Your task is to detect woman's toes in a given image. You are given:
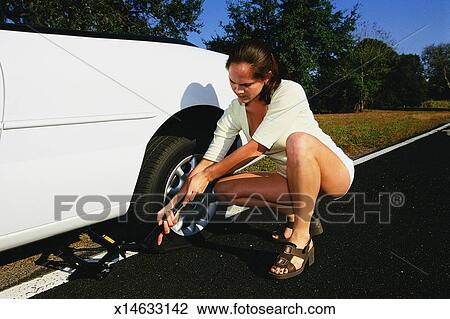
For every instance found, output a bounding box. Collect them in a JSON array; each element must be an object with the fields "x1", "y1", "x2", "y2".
[{"x1": 284, "y1": 228, "x2": 293, "y2": 238}]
